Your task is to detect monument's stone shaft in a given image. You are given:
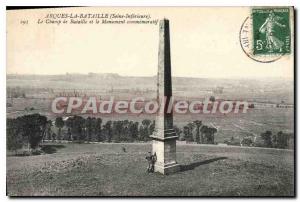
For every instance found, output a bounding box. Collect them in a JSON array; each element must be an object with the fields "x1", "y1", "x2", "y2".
[{"x1": 151, "y1": 19, "x2": 180, "y2": 175}]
